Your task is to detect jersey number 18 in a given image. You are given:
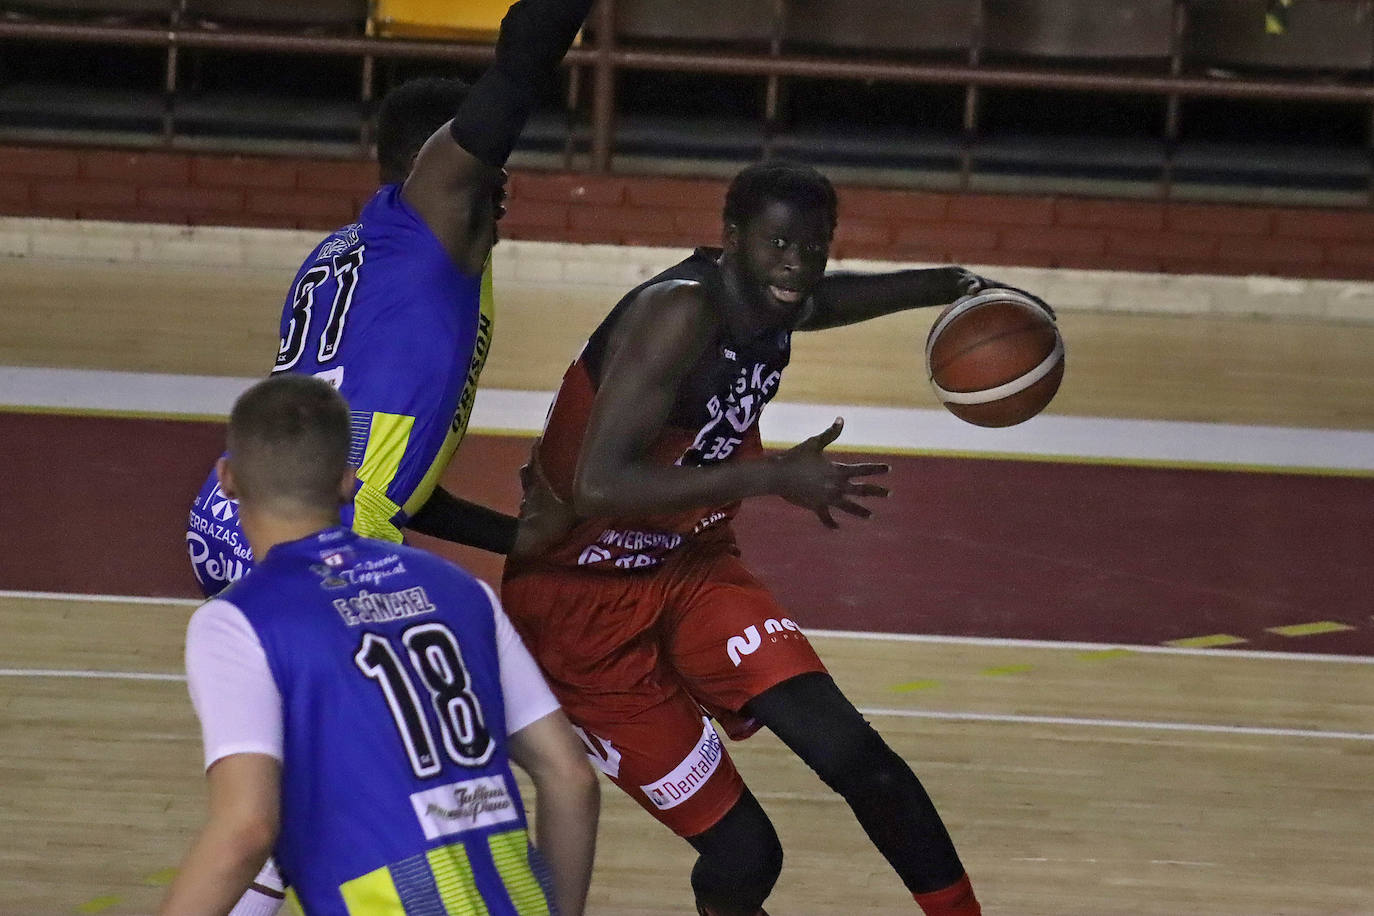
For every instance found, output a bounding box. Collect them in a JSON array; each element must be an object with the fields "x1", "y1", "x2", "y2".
[{"x1": 355, "y1": 621, "x2": 494, "y2": 779}]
